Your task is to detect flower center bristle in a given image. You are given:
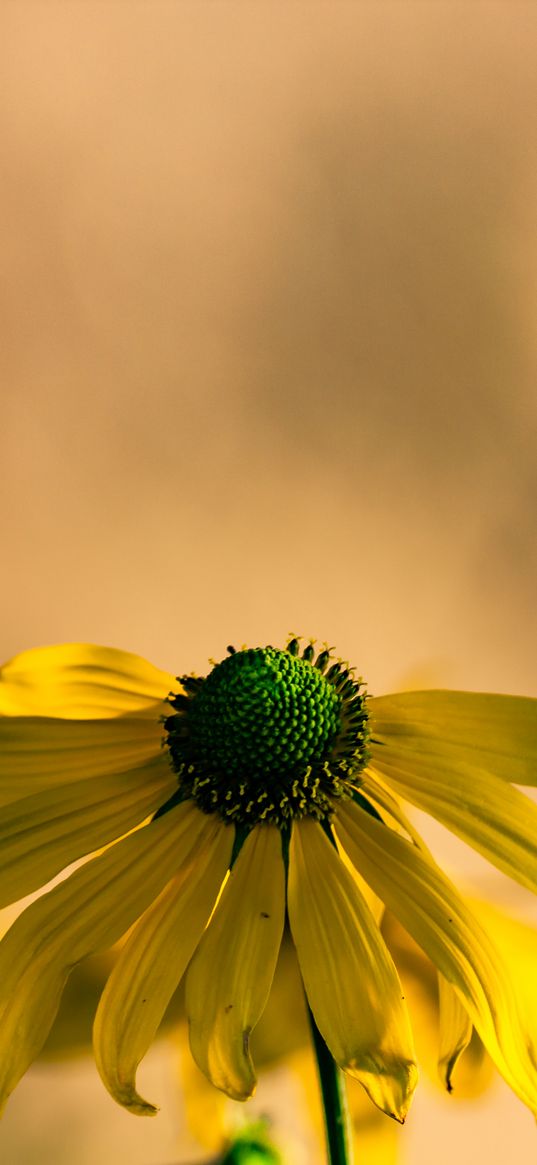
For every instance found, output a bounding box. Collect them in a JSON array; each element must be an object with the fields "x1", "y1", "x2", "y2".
[{"x1": 164, "y1": 638, "x2": 370, "y2": 826}]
